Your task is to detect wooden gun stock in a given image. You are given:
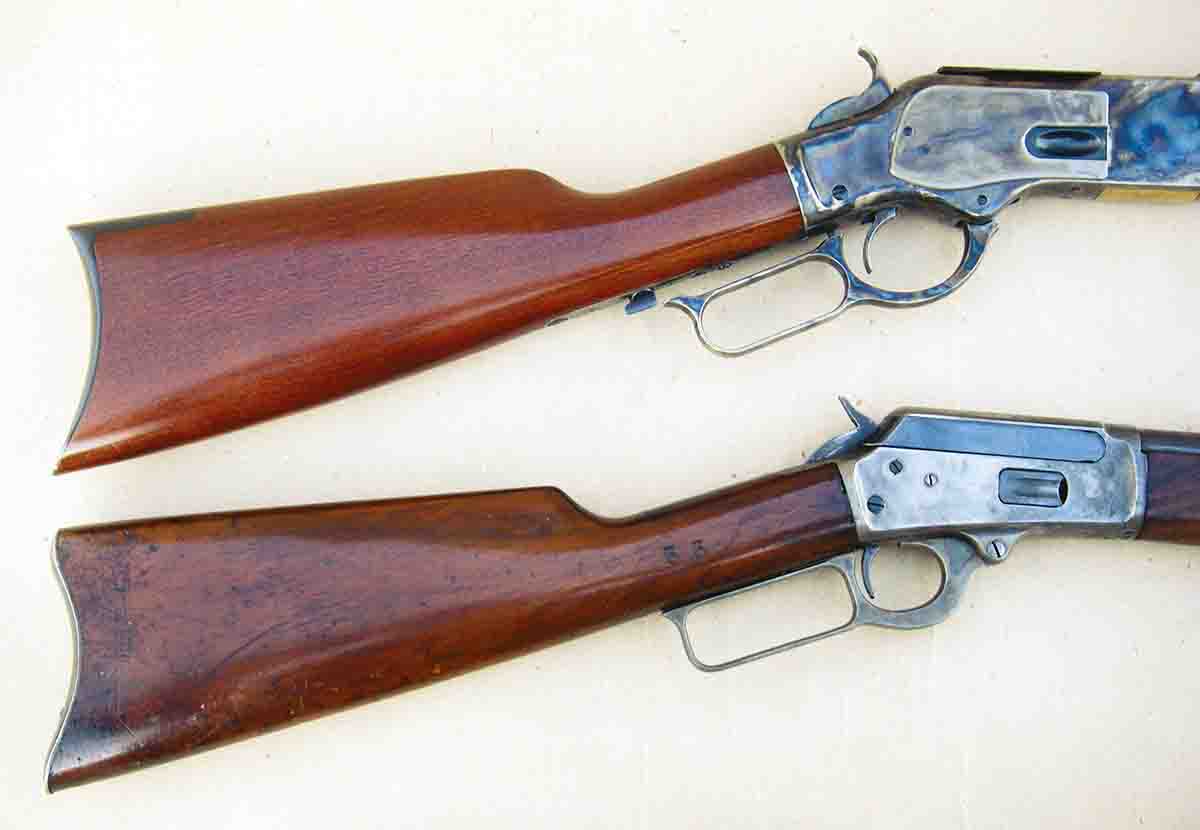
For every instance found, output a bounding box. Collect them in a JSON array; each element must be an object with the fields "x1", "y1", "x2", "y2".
[
  {"x1": 1141, "y1": 435, "x2": 1200, "y2": 543},
  {"x1": 47, "y1": 464, "x2": 855, "y2": 791},
  {"x1": 59, "y1": 146, "x2": 803, "y2": 473}
]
